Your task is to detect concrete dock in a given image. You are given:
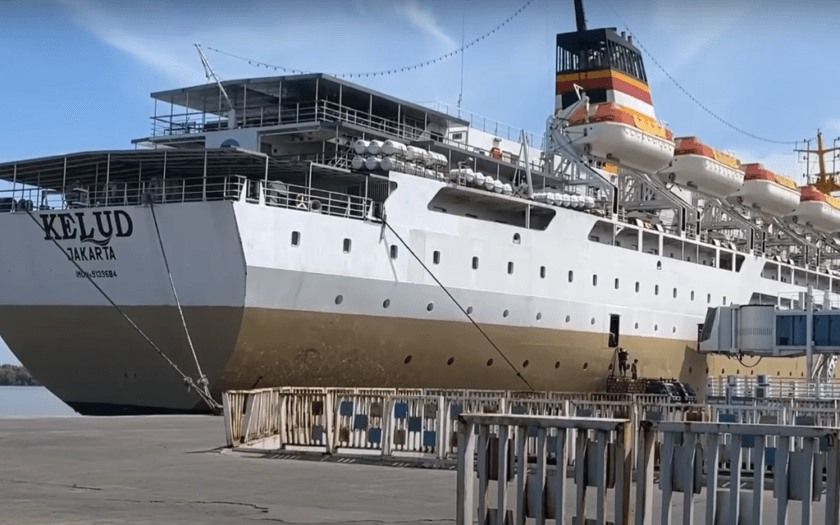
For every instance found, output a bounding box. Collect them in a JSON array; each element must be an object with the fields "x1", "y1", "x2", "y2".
[{"x1": 0, "y1": 416, "x2": 455, "y2": 524}]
